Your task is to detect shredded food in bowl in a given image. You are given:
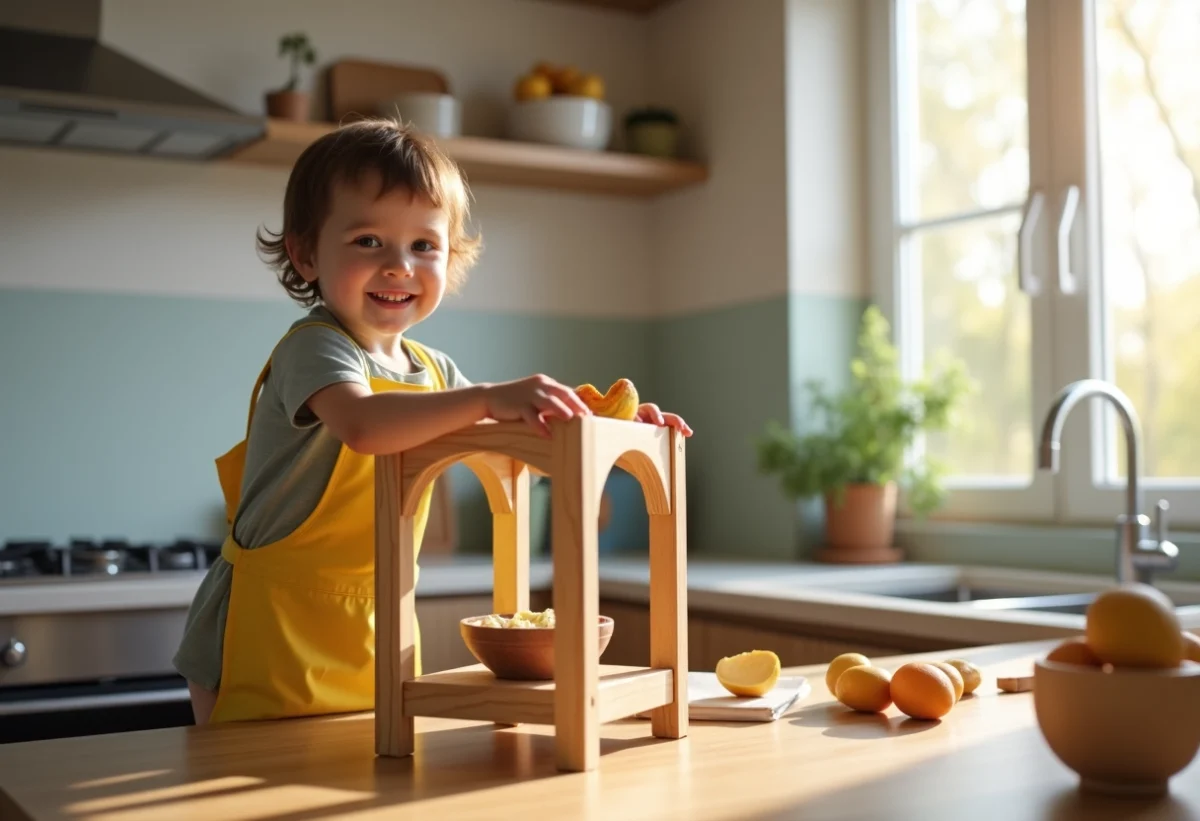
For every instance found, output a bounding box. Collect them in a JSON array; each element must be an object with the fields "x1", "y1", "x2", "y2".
[{"x1": 473, "y1": 608, "x2": 556, "y2": 629}]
